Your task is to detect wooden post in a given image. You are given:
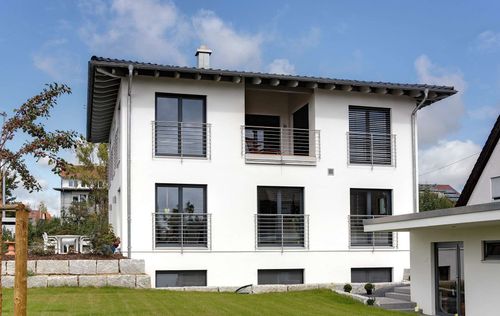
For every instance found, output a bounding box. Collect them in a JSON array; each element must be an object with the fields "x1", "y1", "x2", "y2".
[{"x1": 14, "y1": 204, "x2": 28, "y2": 316}]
